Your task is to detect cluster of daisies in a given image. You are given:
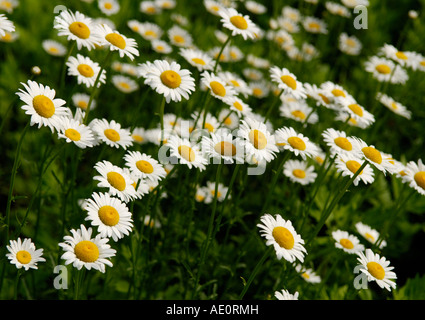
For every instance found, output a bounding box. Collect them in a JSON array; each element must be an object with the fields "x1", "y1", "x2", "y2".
[{"x1": 4, "y1": 0, "x2": 425, "y2": 301}]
